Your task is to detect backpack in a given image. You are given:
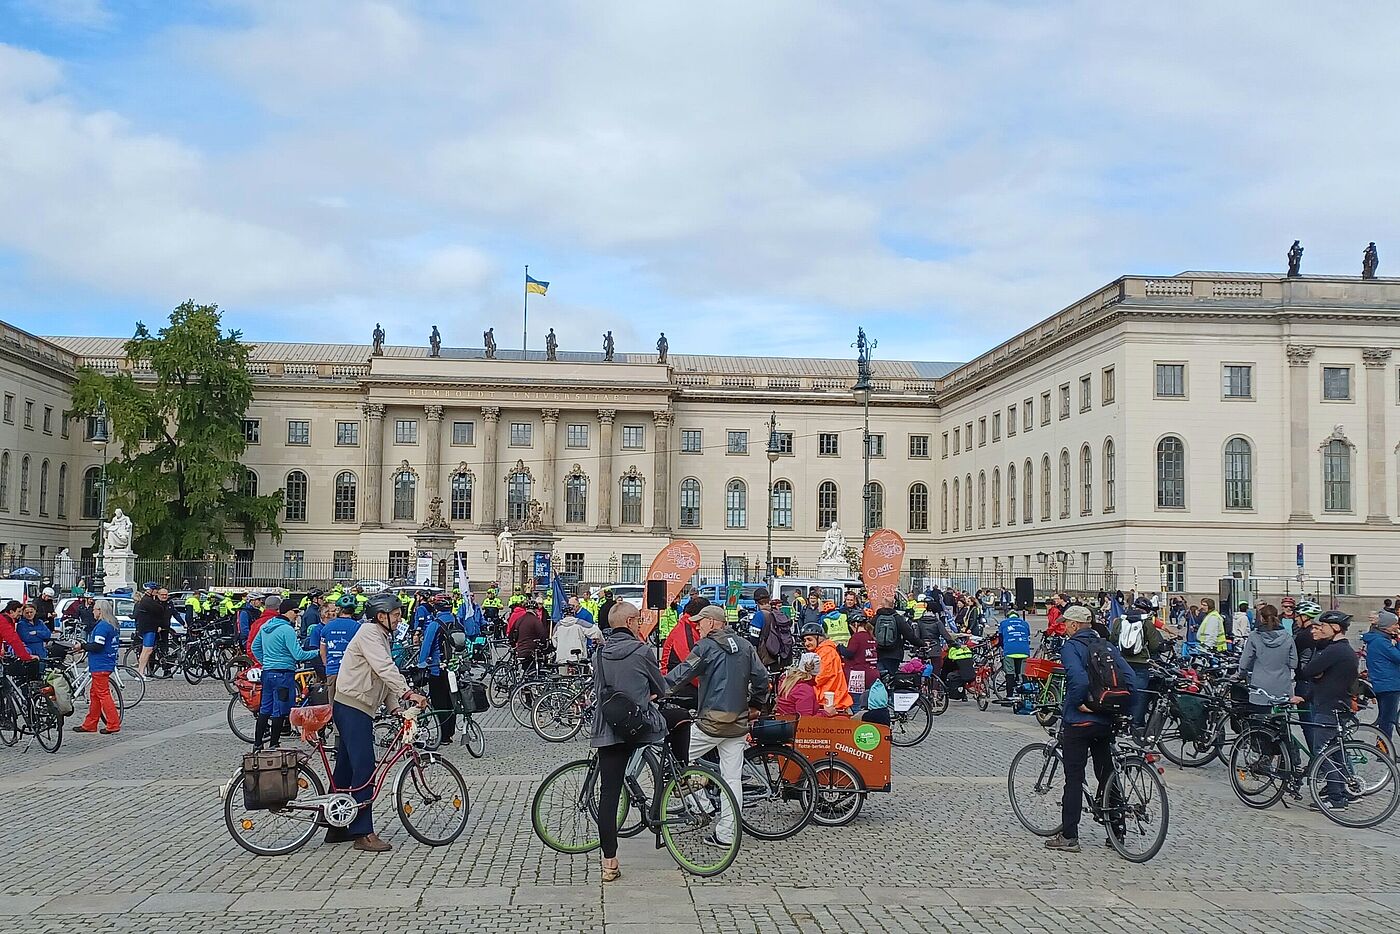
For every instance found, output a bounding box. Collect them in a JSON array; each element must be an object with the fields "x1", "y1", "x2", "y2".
[
  {"x1": 874, "y1": 611, "x2": 900, "y2": 650},
  {"x1": 1117, "y1": 615, "x2": 1144, "y2": 655},
  {"x1": 1082, "y1": 636, "x2": 1132, "y2": 716}
]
